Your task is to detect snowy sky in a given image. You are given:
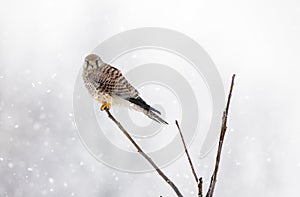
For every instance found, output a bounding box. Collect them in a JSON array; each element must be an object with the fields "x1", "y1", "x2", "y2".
[{"x1": 1, "y1": 0, "x2": 300, "y2": 196}]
